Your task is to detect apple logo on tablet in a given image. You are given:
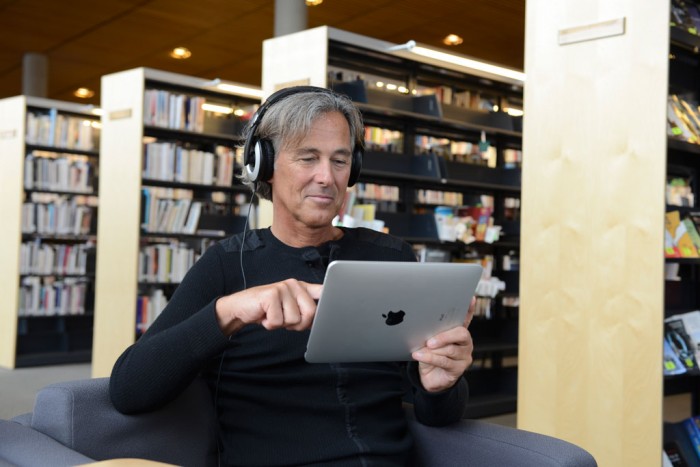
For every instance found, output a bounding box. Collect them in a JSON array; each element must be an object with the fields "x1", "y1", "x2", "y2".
[{"x1": 382, "y1": 310, "x2": 406, "y2": 326}]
